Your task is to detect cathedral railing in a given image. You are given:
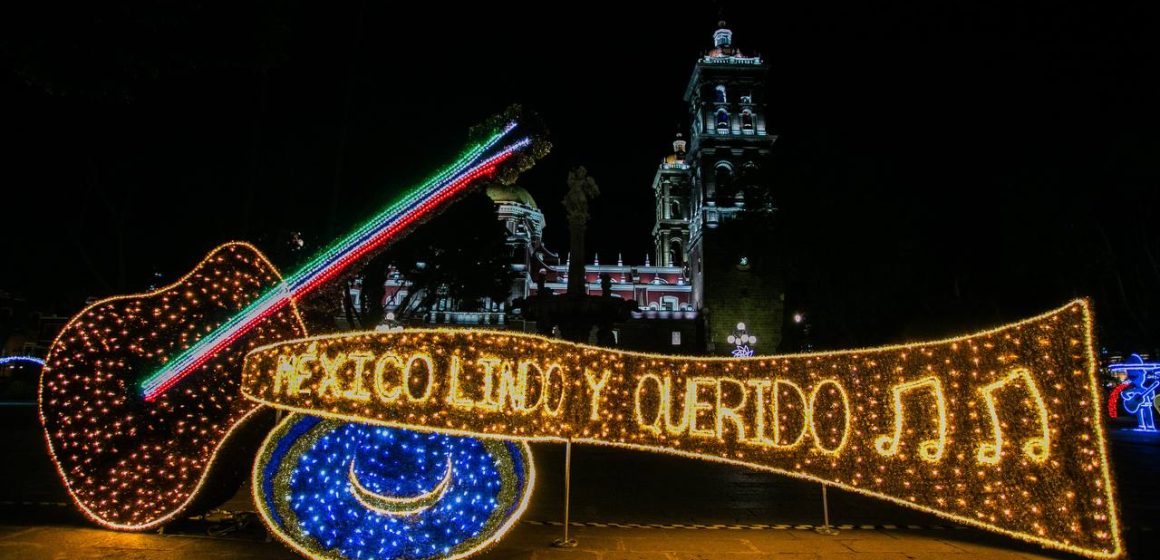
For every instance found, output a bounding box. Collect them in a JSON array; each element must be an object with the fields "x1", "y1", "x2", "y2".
[
  {"x1": 426, "y1": 310, "x2": 507, "y2": 326},
  {"x1": 632, "y1": 309, "x2": 698, "y2": 320},
  {"x1": 701, "y1": 55, "x2": 762, "y2": 65}
]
